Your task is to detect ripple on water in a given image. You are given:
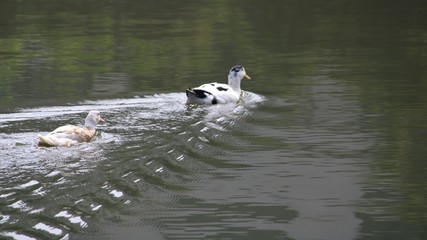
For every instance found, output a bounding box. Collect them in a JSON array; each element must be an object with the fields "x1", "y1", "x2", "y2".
[{"x1": 0, "y1": 92, "x2": 266, "y2": 239}]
